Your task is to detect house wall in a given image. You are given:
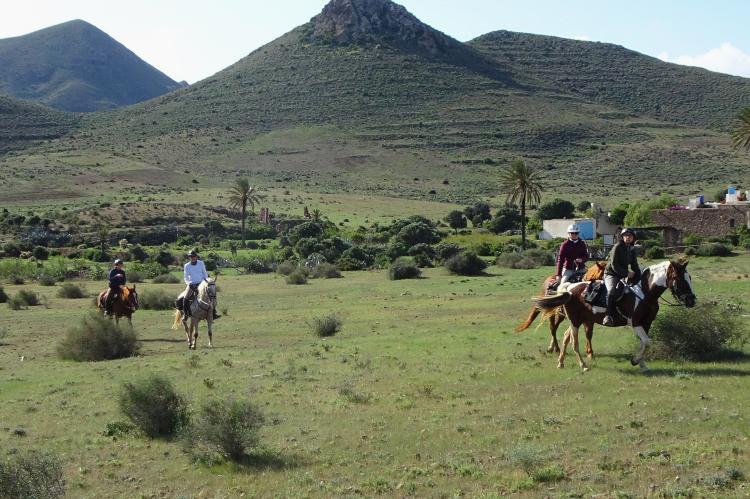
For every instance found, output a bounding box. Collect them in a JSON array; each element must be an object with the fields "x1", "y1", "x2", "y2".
[
  {"x1": 651, "y1": 205, "x2": 750, "y2": 237},
  {"x1": 539, "y1": 218, "x2": 596, "y2": 240}
]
